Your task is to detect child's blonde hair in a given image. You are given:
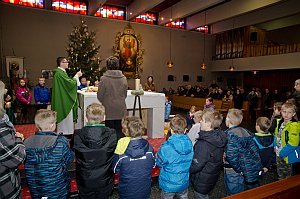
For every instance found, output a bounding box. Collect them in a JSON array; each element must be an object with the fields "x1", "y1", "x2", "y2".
[
  {"x1": 126, "y1": 116, "x2": 145, "y2": 138},
  {"x1": 193, "y1": 111, "x2": 203, "y2": 123},
  {"x1": 86, "y1": 103, "x2": 105, "y2": 124},
  {"x1": 170, "y1": 114, "x2": 187, "y2": 134},
  {"x1": 256, "y1": 117, "x2": 271, "y2": 133},
  {"x1": 202, "y1": 109, "x2": 223, "y2": 129},
  {"x1": 281, "y1": 102, "x2": 296, "y2": 113},
  {"x1": 273, "y1": 102, "x2": 283, "y2": 111},
  {"x1": 190, "y1": 106, "x2": 196, "y2": 113},
  {"x1": 226, "y1": 109, "x2": 243, "y2": 126},
  {"x1": 35, "y1": 109, "x2": 56, "y2": 131}
]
